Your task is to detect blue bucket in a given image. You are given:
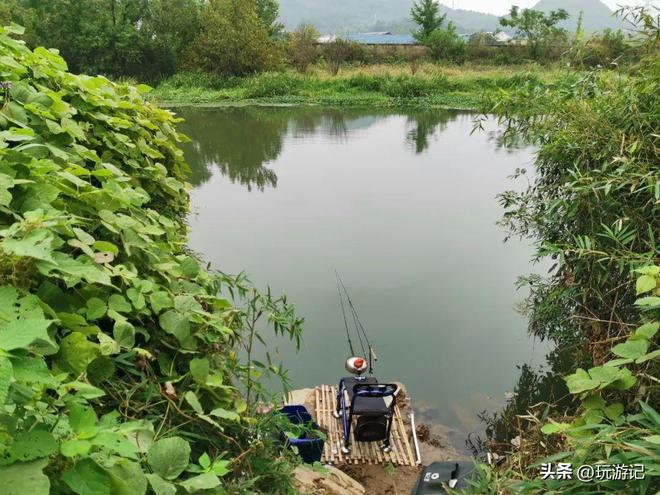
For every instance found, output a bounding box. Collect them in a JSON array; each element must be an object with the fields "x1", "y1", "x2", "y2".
[{"x1": 279, "y1": 405, "x2": 324, "y2": 464}]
